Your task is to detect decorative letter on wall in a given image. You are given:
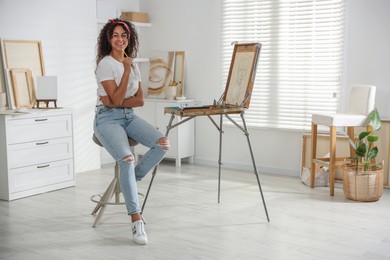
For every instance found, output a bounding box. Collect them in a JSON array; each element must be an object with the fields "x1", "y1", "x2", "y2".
[{"x1": 147, "y1": 50, "x2": 186, "y2": 99}]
